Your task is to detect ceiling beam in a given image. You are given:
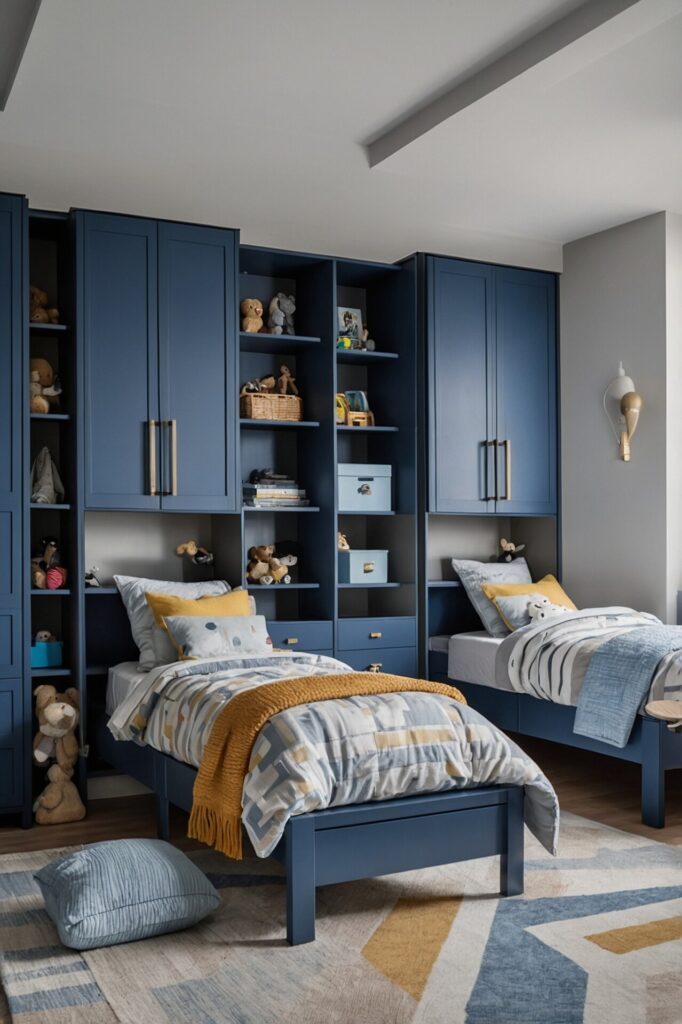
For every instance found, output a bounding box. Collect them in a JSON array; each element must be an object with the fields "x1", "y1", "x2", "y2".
[
  {"x1": 367, "y1": 0, "x2": 679, "y2": 167},
  {"x1": 0, "y1": 0, "x2": 42, "y2": 111}
]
